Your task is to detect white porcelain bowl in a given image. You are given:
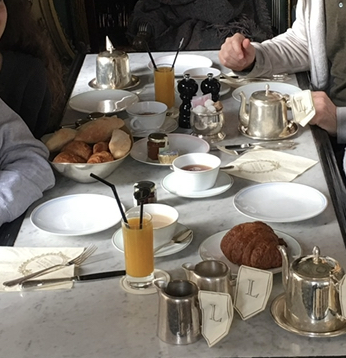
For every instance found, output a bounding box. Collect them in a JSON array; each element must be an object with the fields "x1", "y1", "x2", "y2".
[
  {"x1": 126, "y1": 203, "x2": 179, "y2": 248},
  {"x1": 172, "y1": 153, "x2": 221, "y2": 191}
]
